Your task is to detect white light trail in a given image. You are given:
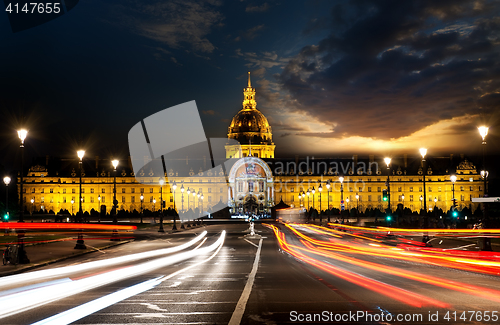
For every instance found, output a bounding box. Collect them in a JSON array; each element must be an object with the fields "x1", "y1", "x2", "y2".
[
  {"x1": 0, "y1": 231, "x2": 207, "y2": 289},
  {"x1": 0, "y1": 231, "x2": 224, "y2": 320},
  {"x1": 30, "y1": 231, "x2": 226, "y2": 325}
]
